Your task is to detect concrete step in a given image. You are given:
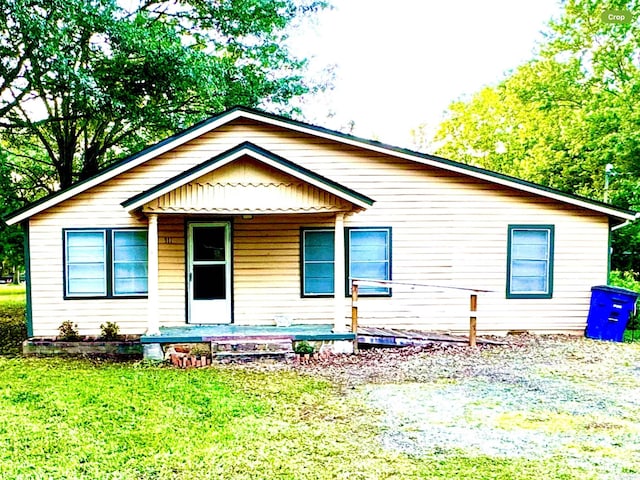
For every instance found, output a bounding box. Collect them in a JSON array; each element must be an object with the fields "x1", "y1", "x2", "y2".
[{"x1": 211, "y1": 337, "x2": 293, "y2": 362}]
